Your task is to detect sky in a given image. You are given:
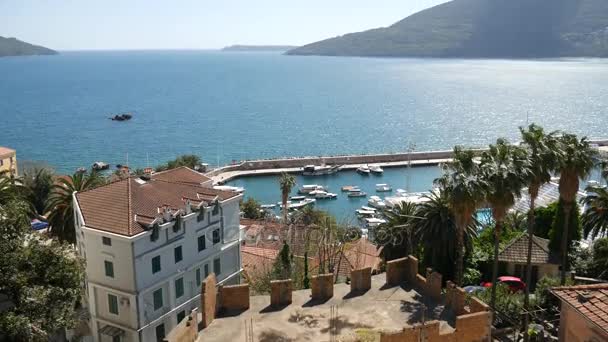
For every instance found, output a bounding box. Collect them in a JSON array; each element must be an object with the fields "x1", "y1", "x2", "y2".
[{"x1": 0, "y1": 0, "x2": 449, "y2": 50}]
